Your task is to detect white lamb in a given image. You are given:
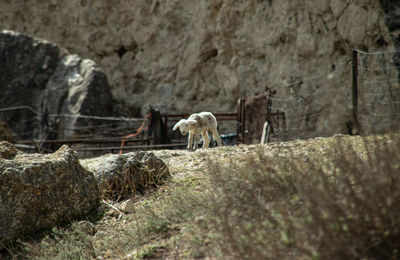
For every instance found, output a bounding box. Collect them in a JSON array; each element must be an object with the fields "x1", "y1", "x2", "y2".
[{"x1": 173, "y1": 112, "x2": 222, "y2": 150}]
